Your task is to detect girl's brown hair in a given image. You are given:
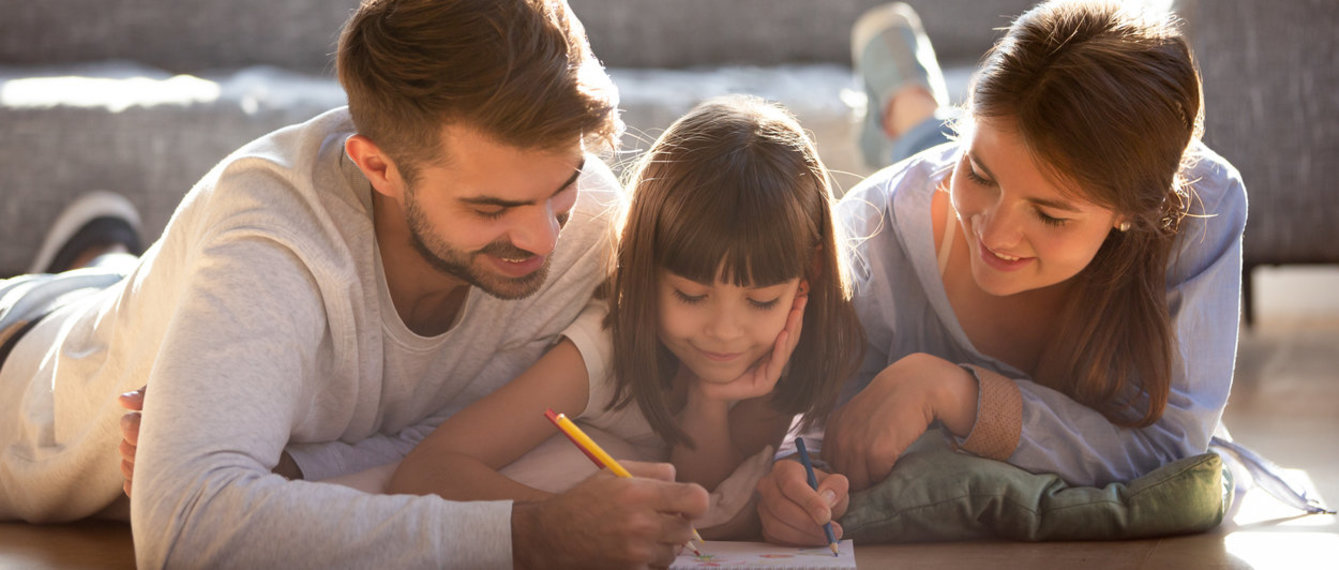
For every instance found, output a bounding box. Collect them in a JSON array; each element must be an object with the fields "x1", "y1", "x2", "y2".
[
  {"x1": 606, "y1": 95, "x2": 865, "y2": 448},
  {"x1": 966, "y1": 0, "x2": 1203, "y2": 426},
  {"x1": 336, "y1": 0, "x2": 620, "y2": 181}
]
